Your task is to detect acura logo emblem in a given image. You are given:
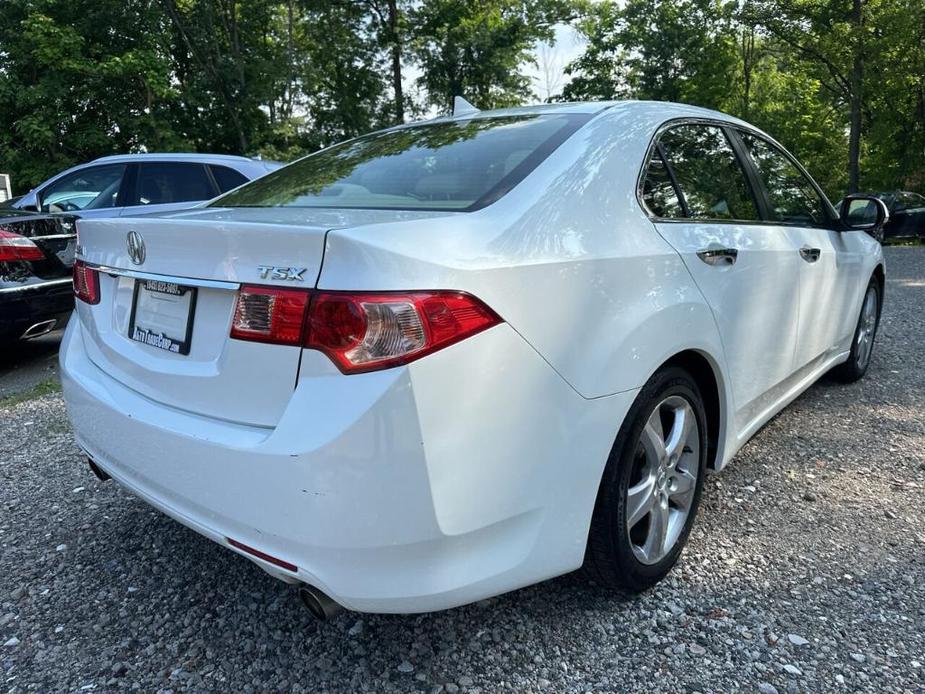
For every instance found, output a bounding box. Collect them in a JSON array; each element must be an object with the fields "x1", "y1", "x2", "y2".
[{"x1": 127, "y1": 230, "x2": 145, "y2": 265}]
